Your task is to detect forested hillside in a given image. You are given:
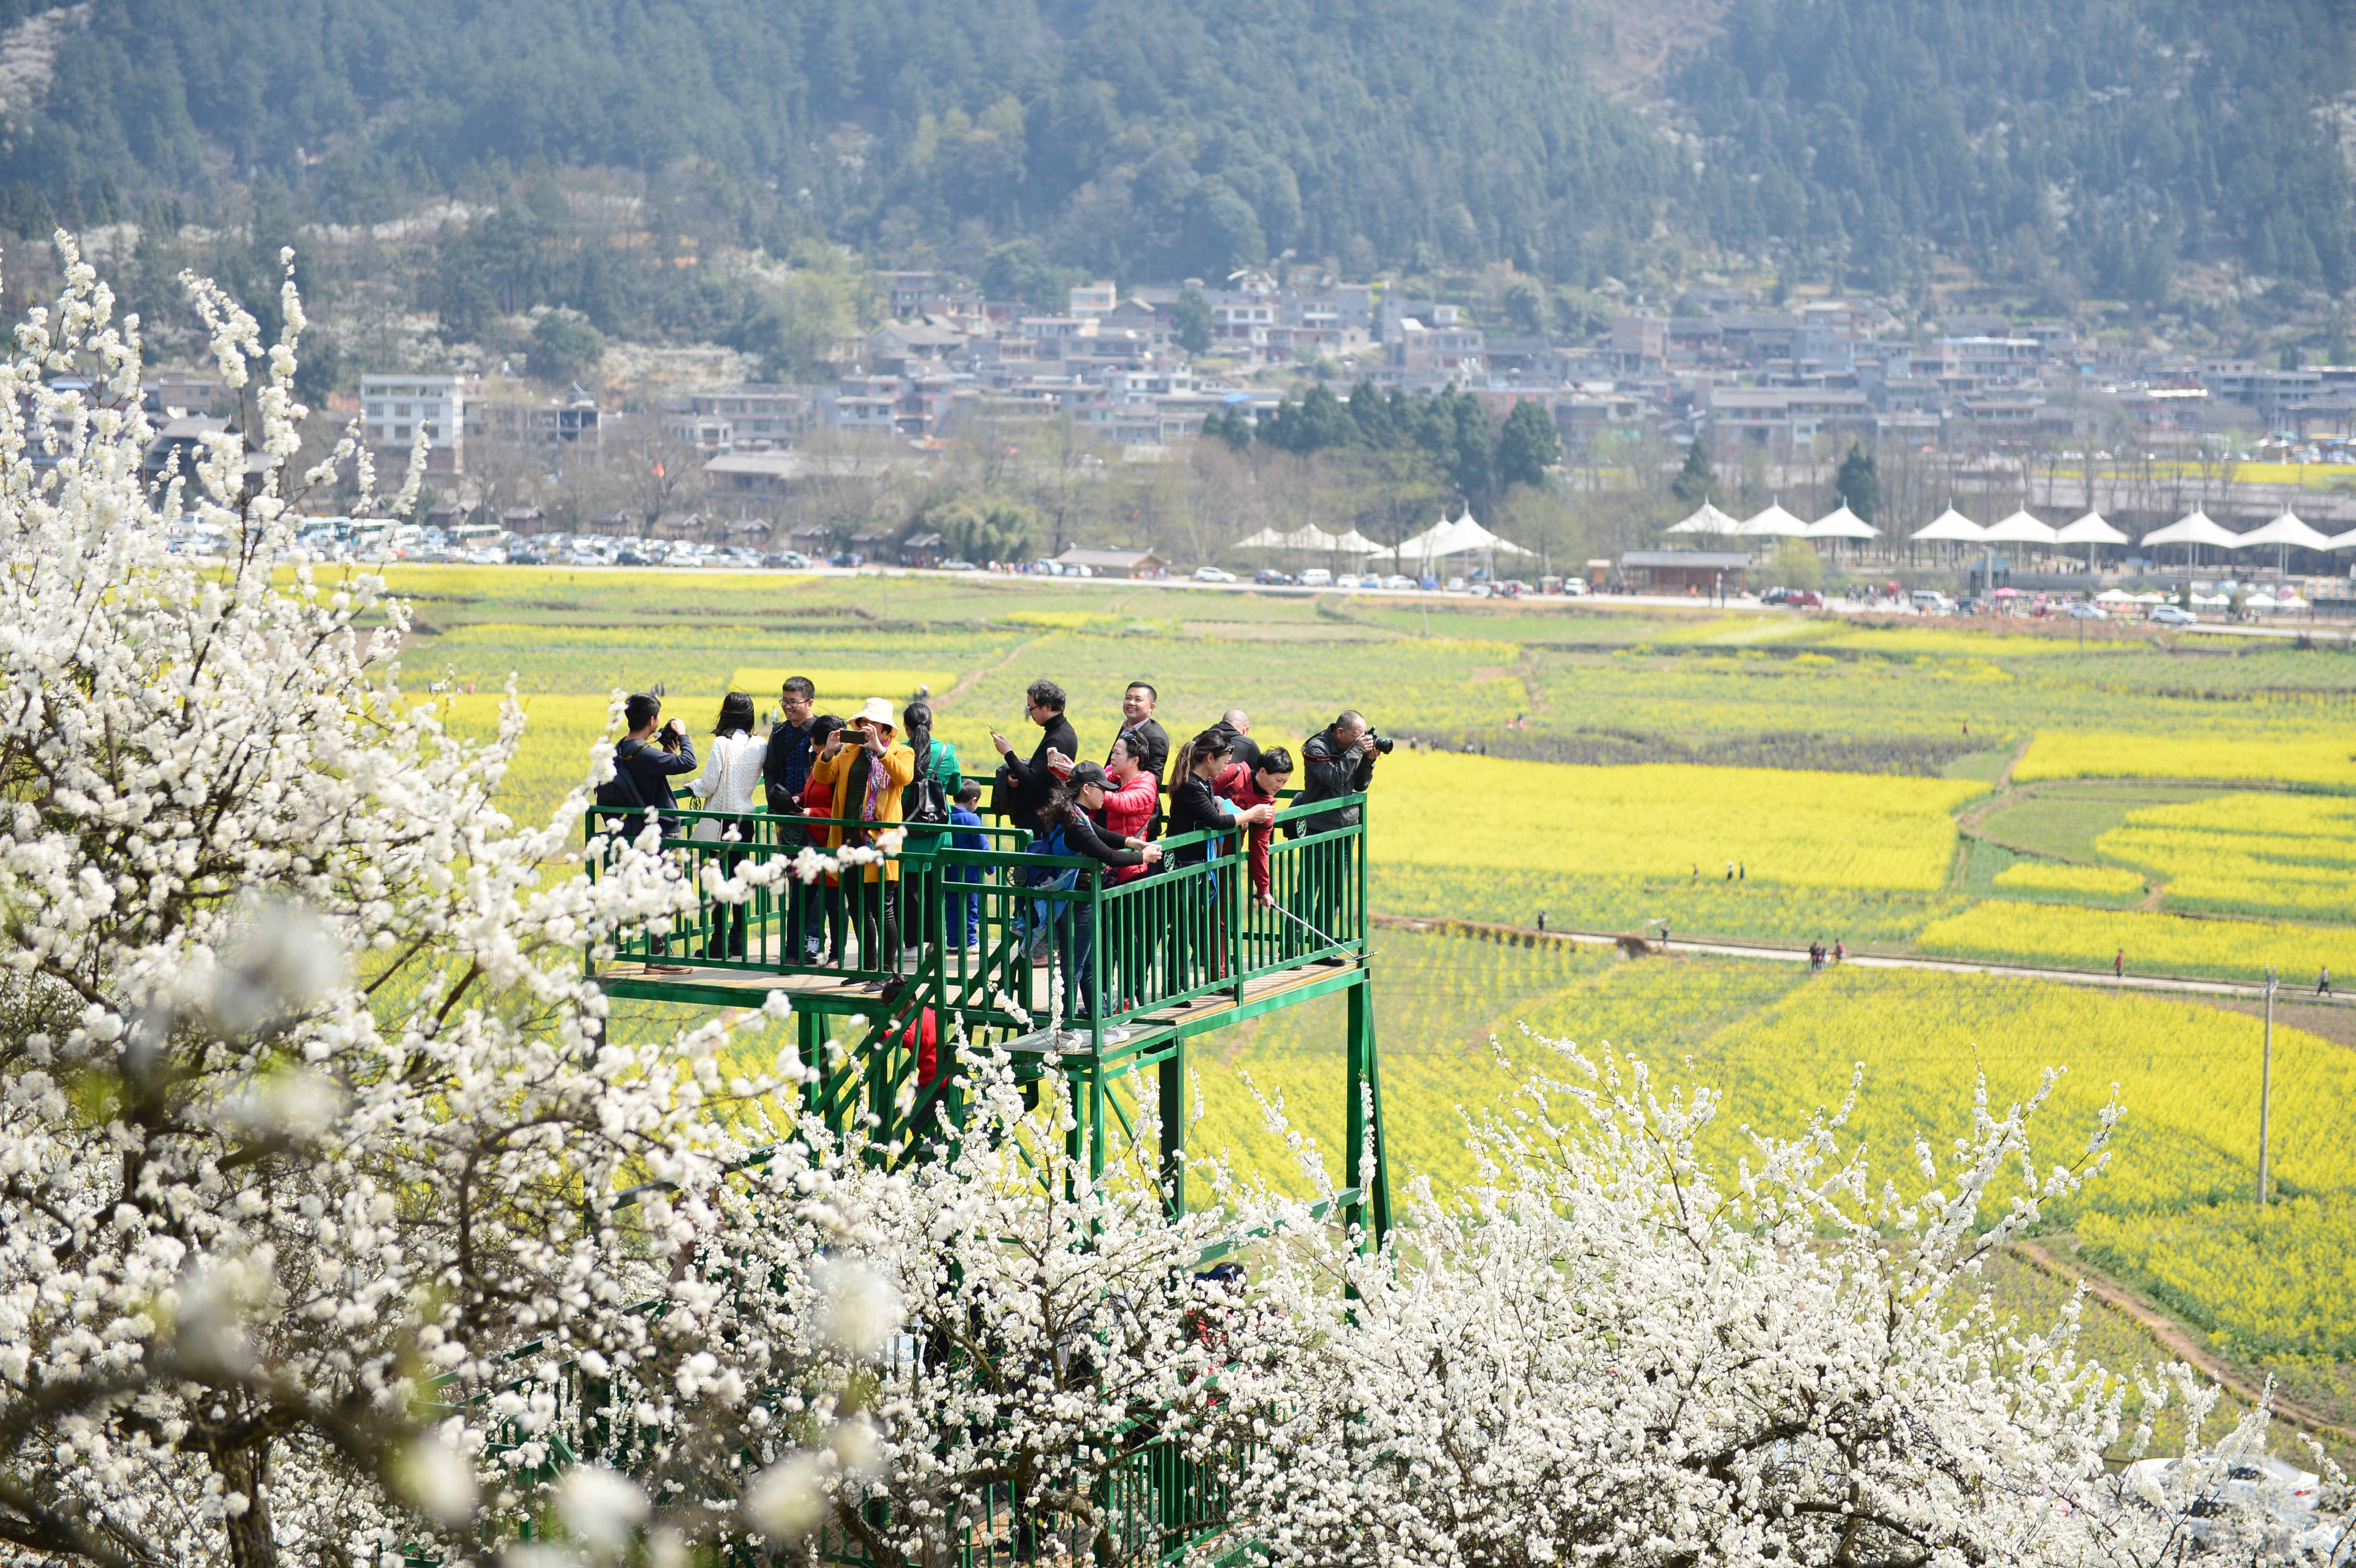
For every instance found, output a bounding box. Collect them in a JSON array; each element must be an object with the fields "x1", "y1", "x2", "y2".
[
  {"x1": 3, "y1": 0, "x2": 2352, "y2": 304},
  {"x1": 1676, "y1": 0, "x2": 2356, "y2": 298}
]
